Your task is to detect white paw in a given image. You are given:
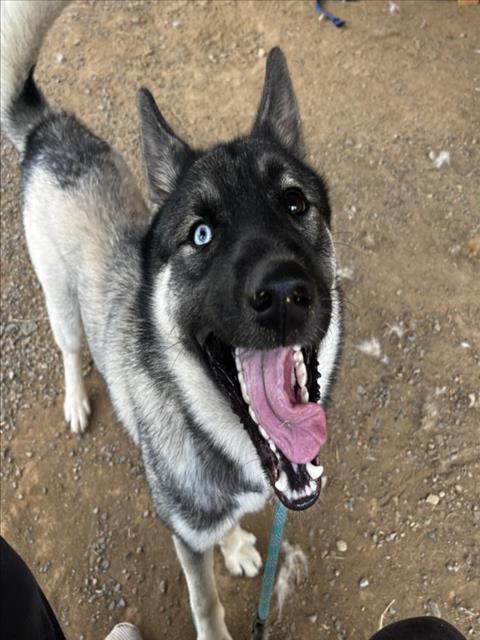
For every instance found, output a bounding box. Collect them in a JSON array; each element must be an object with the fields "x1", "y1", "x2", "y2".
[
  {"x1": 64, "y1": 389, "x2": 90, "y2": 434},
  {"x1": 220, "y1": 526, "x2": 262, "y2": 578}
]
